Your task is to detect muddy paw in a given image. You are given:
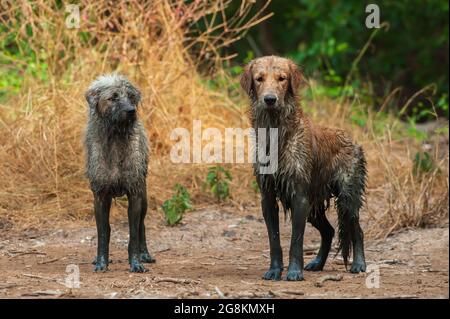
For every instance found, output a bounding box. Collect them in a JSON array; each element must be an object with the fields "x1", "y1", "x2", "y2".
[
  {"x1": 93, "y1": 256, "x2": 109, "y2": 272},
  {"x1": 262, "y1": 268, "x2": 282, "y2": 281},
  {"x1": 304, "y1": 258, "x2": 324, "y2": 271},
  {"x1": 139, "y1": 252, "x2": 156, "y2": 263},
  {"x1": 284, "y1": 270, "x2": 304, "y2": 281},
  {"x1": 350, "y1": 261, "x2": 366, "y2": 273},
  {"x1": 129, "y1": 259, "x2": 148, "y2": 273}
]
